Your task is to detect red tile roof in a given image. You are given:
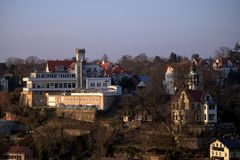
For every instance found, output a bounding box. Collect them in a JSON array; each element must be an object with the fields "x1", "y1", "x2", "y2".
[
  {"x1": 47, "y1": 60, "x2": 75, "y2": 72},
  {"x1": 7, "y1": 146, "x2": 33, "y2": 156}
]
